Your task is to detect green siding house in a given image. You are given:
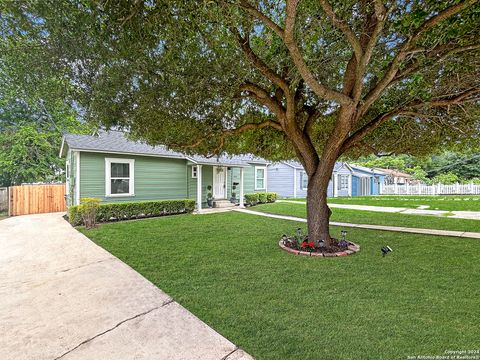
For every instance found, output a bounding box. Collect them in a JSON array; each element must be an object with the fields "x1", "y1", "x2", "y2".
[{"x1": 60, "y1": 130, "x2": 269, "y2": 211}]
